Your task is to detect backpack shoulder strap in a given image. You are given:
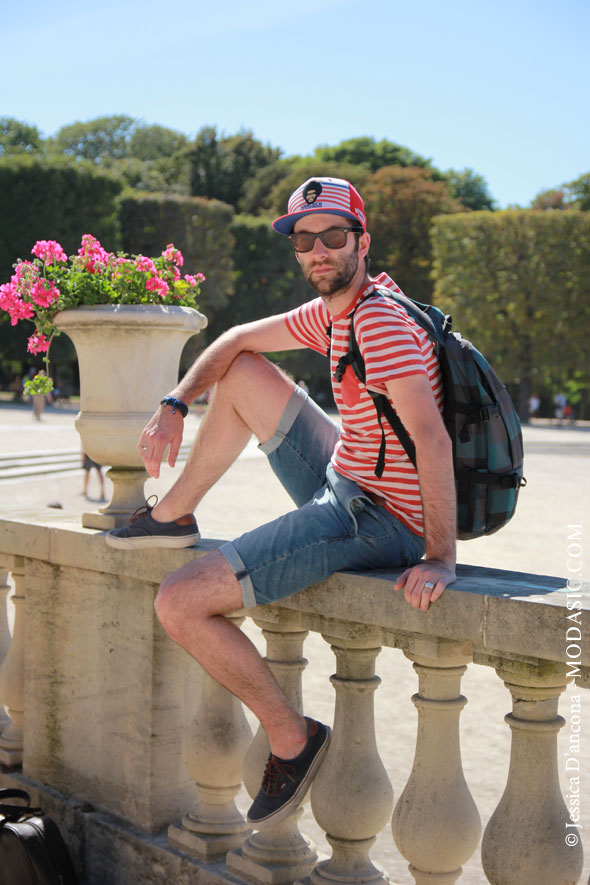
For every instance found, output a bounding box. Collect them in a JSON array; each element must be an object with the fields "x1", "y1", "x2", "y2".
[
  {"x1": 333, "y1": 288, "x2": 418, "y2": 475},
  {"x1": 376, "y1": 287, "x2": 450, "y2": 350}
]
